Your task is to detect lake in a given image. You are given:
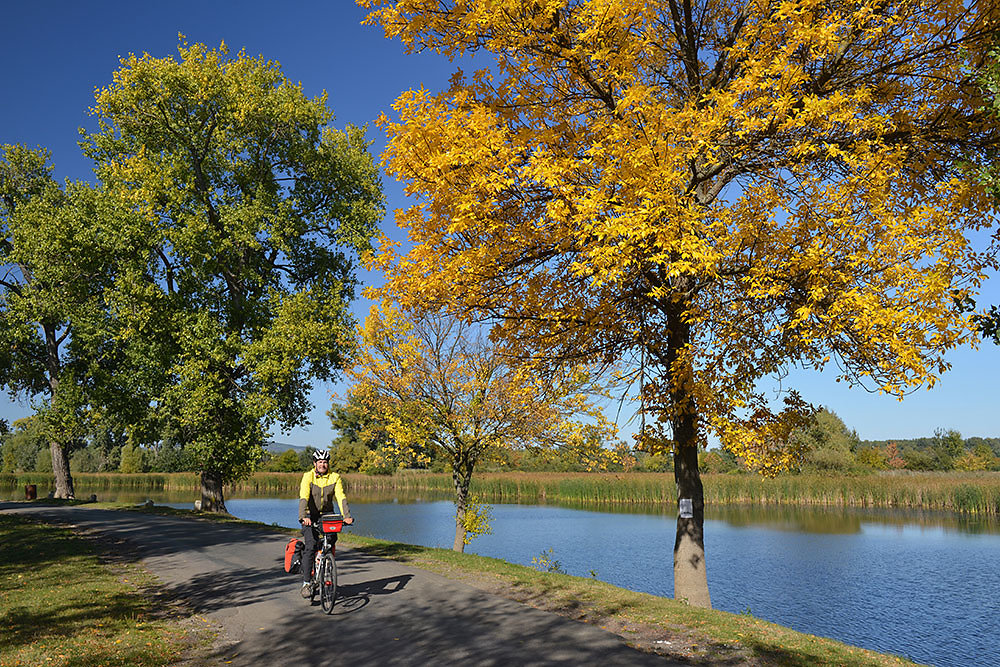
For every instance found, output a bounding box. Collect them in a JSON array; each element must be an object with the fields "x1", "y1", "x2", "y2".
[{"x1": 12, "y1": 485, "x2": 1000, "y2": 666}]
